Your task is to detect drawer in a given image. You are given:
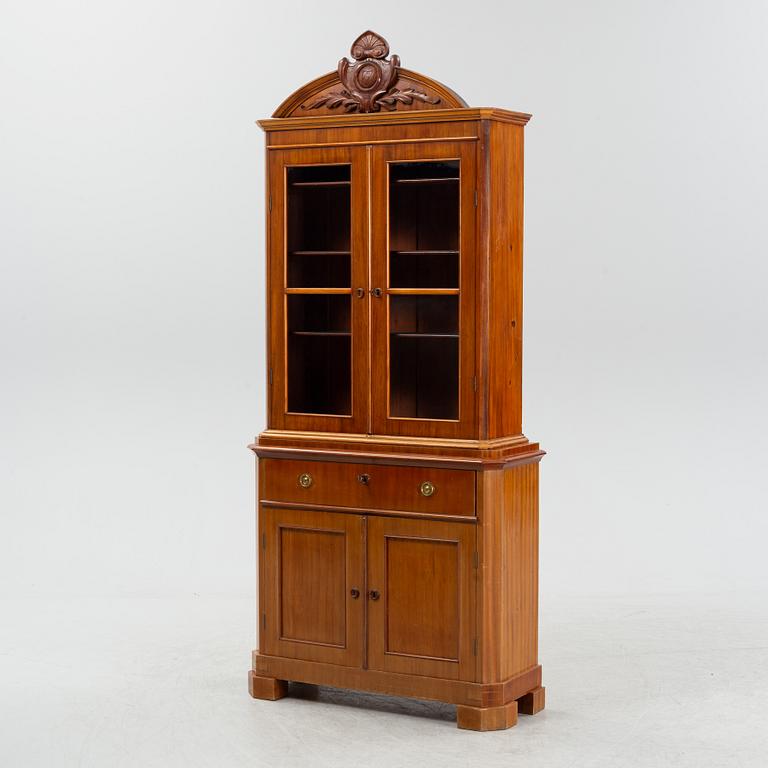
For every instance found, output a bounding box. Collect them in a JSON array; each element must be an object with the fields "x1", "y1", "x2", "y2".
[{"x1": 260, "y1": 458, "x2": 475, "y2": 517}]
